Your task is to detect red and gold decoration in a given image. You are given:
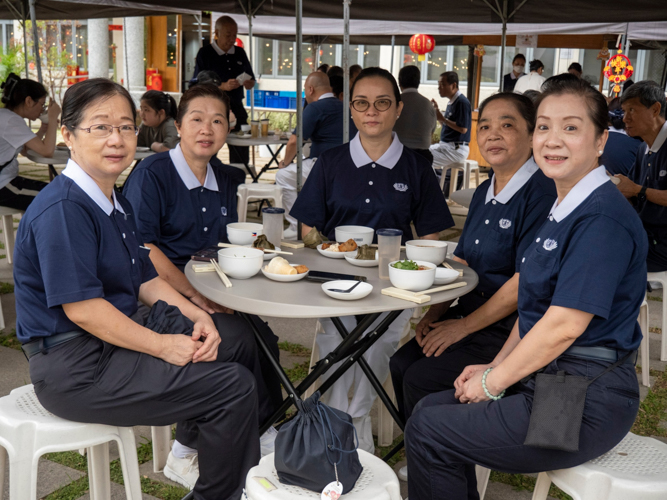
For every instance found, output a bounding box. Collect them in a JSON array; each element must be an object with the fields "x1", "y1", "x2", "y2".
[
  {"x1": 409, "y1": 34, "x2": 435, "y2": 62},
  {"x1": 604, "y1": 48, "x2": 634, "y2": 95},
  {"x1": 235, "y1": 38, "x2": 244, "y2": 48},
  {"x1": 474, "y1": 44, "x2": 486, "y2": 57}
]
